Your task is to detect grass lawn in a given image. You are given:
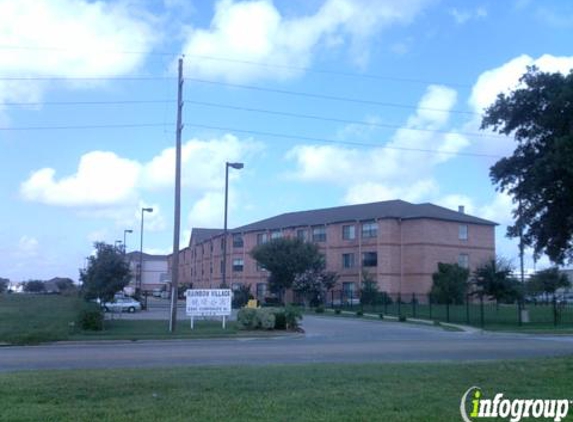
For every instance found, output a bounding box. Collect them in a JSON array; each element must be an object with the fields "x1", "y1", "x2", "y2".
[
  {"x1": 0, "y1": 295, "x2": 241, "y2": 345},
  {"x1": 1, "y1": 357, "x2": 572, "y2": 422}
]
